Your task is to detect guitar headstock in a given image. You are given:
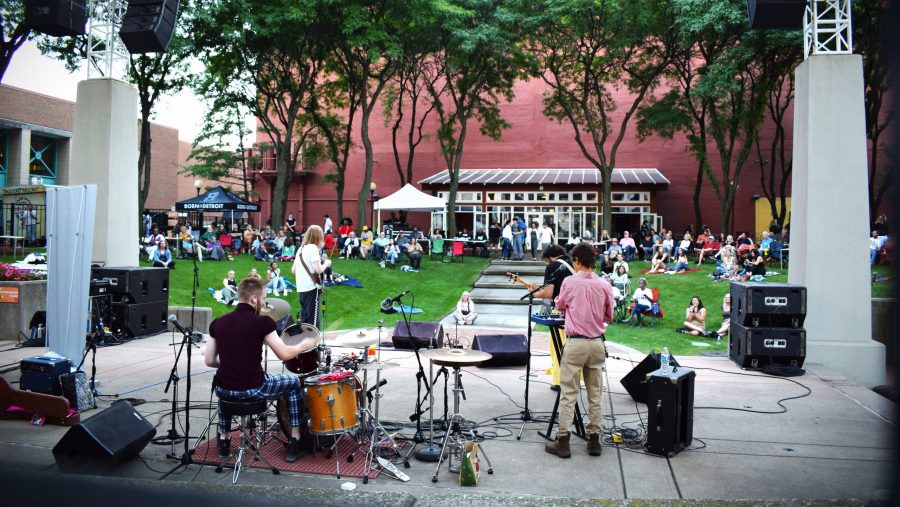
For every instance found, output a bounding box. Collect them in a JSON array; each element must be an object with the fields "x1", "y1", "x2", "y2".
[{"x1": 506, "y1": 272, "x2": 518, "y2": 283}]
